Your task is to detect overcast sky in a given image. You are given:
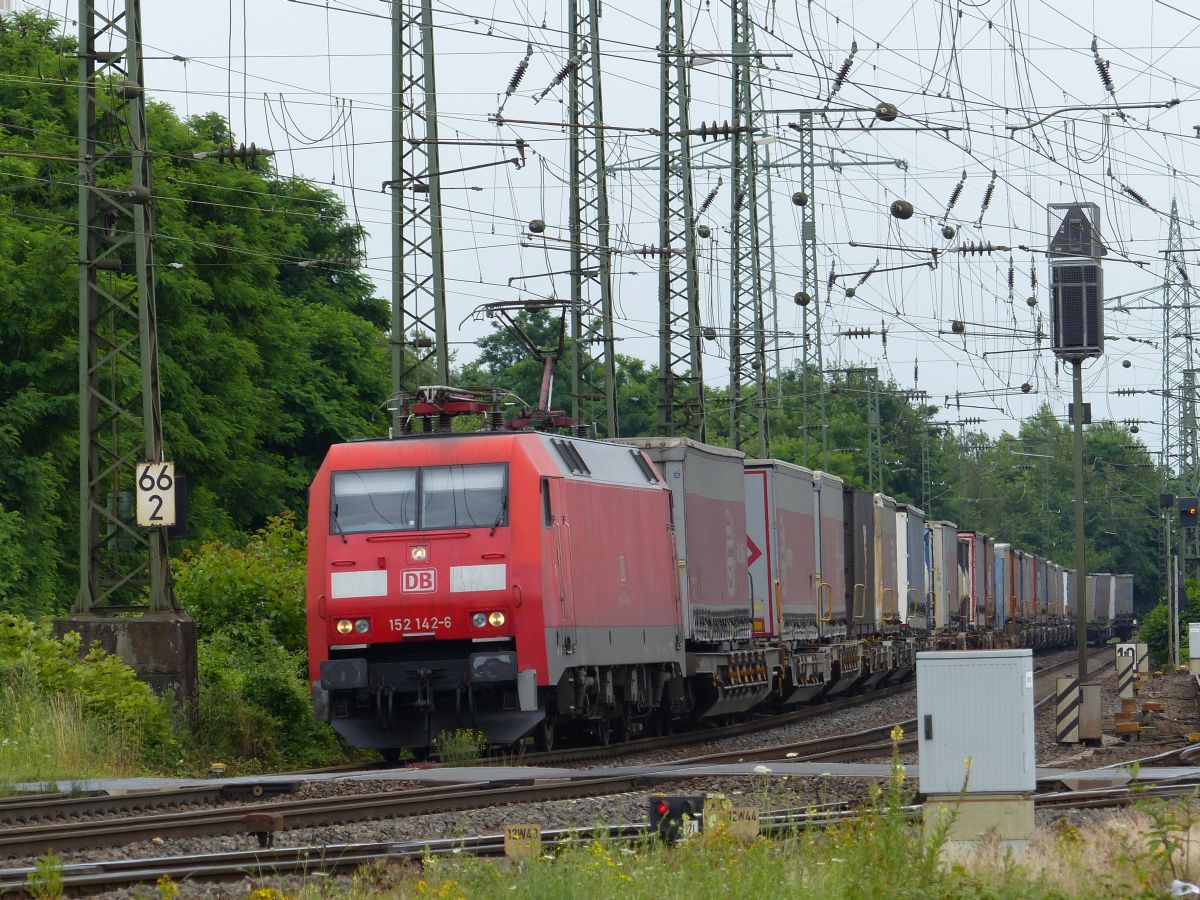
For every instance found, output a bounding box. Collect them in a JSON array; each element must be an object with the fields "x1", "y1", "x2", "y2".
[{"x1": 23, "y1": 0, "x2": 1200, "y2": 460}]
